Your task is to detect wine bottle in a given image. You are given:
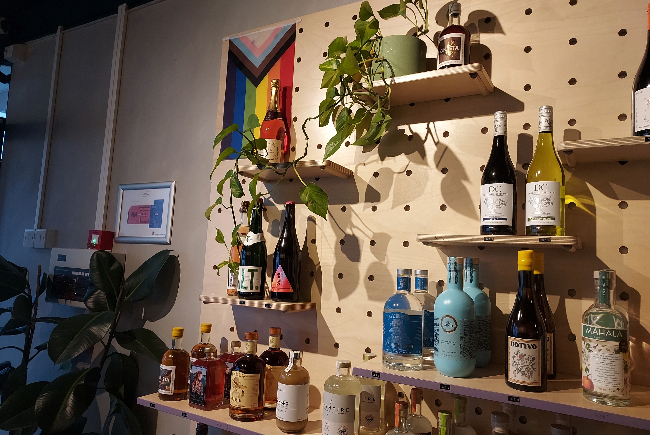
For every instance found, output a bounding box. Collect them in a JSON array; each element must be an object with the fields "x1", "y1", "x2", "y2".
[
  {"x1": 463, "y1": 258, "x2": 491, "y2": 368},
  {"x1": 533, "y1": 252, "x2": 556, "y2": 379},
  {"x1": 633, "y1": 3, "x2": 650, "y2": 137},
  {"x1": 525, "y1": 106, "x2": 565, "y2": 236},
  {"x1": 228, "y1": 201, "x2": 250, "y2": 296},
  {"x1": 271, "y1": 202, "x2": 301, "y2": 302},
  {"x1": 158, "y1": 327, "x2": 190, "y2": 401},
  {"x1": 437, "y1": 2, "x2": 470, "y2": 69},
  {"x1": 229, "y1": 332, "x2": 267, "y2": 421},
  {"x1": 238, "y1": 199, "x2": 267, "y2": 300},
  {"x1": 323, "y1": 360, "x2": 361, "y2": 435},
  {"x1": 481, "y1": 111, "x2": 517, "y2": 235},
  {"x1": 505, "y1": 250, "x2": 547, "y2": 392},
  {"x1": 259, "y1": 78, "x2": 286, "y2": 163},
  {"x1": 276, "y1": 350, "x2": 310, "y2": 433}
]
